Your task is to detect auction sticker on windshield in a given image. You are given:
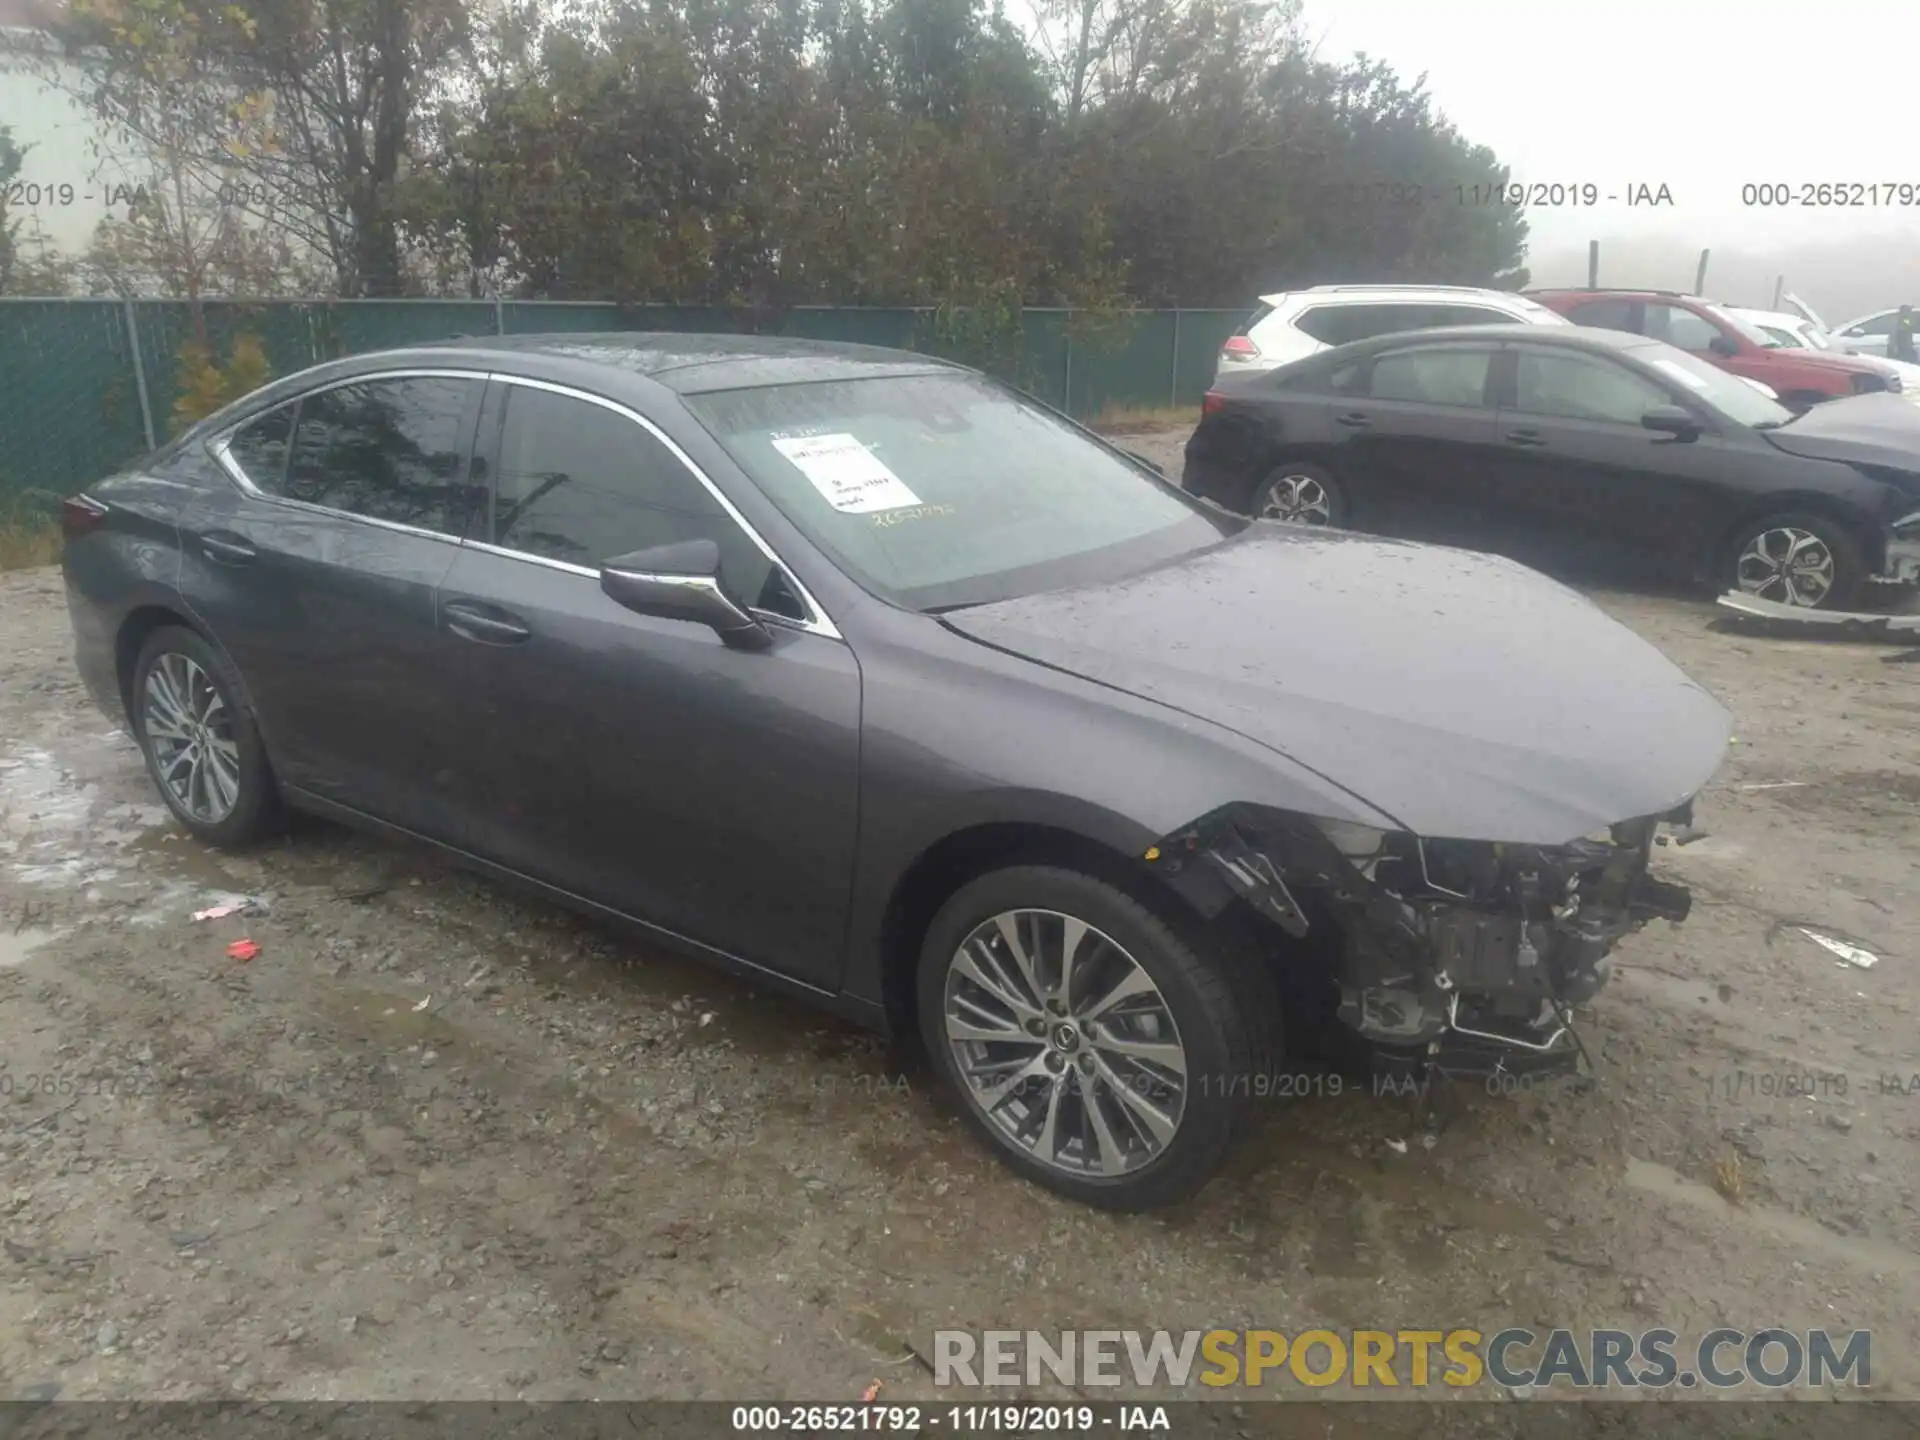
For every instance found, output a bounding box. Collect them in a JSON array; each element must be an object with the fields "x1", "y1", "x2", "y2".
[{"x1": 773, "y1": 432, "x2": 923, "y2": 513}]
